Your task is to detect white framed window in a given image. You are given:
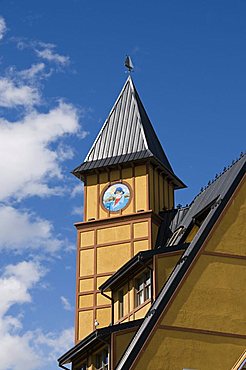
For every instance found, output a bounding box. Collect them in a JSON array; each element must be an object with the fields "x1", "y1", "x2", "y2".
[
  {"x1": 136, "y1": 271, "x2": 151, "y2": 307},
  {"x1": 167, "y1": 226, "x2": 184, "y2": 246}
]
